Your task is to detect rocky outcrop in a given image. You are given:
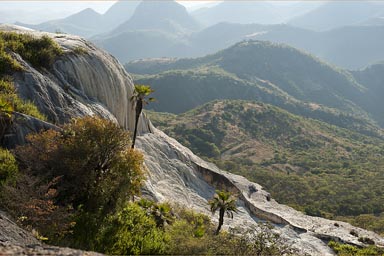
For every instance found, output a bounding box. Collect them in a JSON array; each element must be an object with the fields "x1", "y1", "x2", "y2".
[
  {"x1": 0, "y1": 210, "x2": 102, "y2": 255},
  {"x1": 0, "y1": 210, "x2": 39, "y2": 247},
  {"x1": 3, "y1": 112, "x2": 59, "y2": 148},
  {"x1": 0, "y1": 24, "x2": 152, "y2": 134},
  {"x1": 1, "y1": 25, "x2": 383, "y2": 255}
]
